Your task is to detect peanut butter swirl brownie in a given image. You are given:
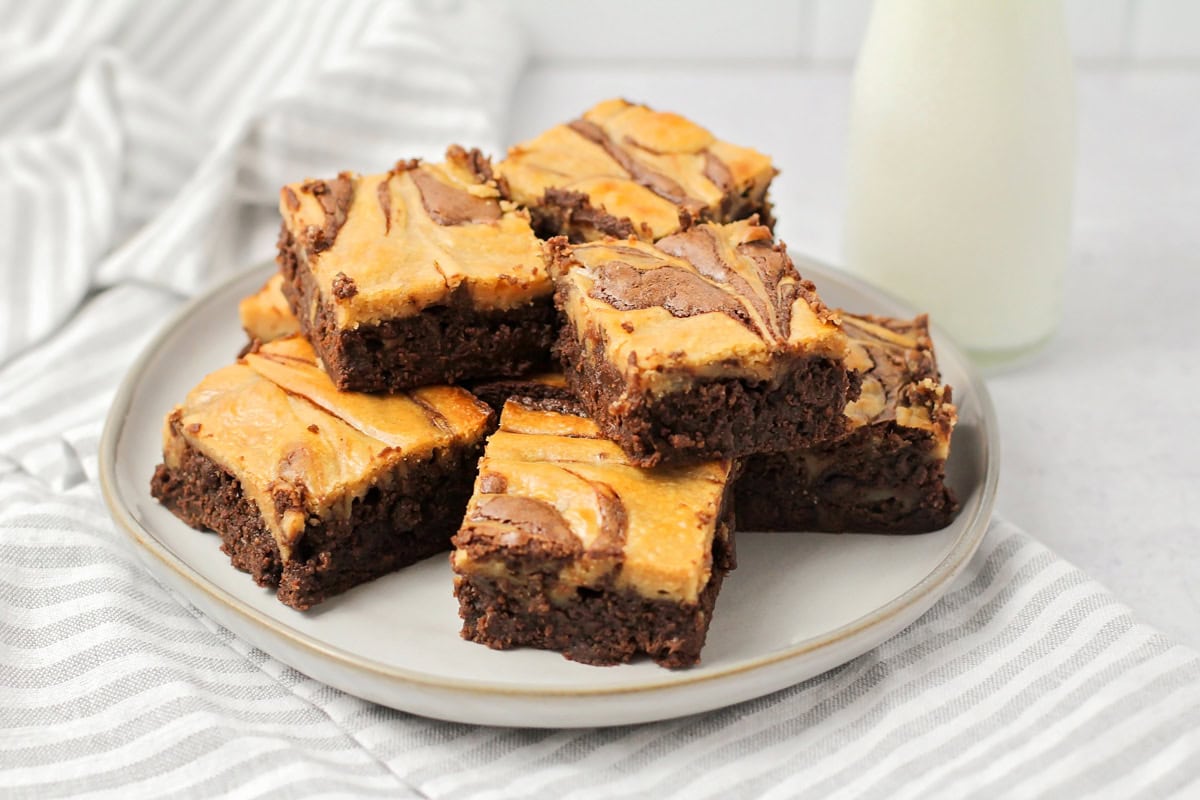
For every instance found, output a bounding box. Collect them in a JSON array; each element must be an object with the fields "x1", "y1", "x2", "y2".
[
  {"x1": 452, "y1": 398, "x2": 736, "y2": 668},
  {"x1": 277, "y1": 145, "x2": 555, "y2": 392},
  {"x1": 150, "y1": 335, "x2": 493, "y2": 610},
  {"x1": 737, "y1": 313, "x2": 959, "y2": 533},
  {"x1": 549, "y1": 217, "x2": 859, "y2": 466},
  {"x1": 497, "y1": 98, "x2": 776, "y2": 242}
]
